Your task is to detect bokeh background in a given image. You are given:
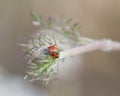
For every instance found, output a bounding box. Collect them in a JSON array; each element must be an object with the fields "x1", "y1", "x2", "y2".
[{"x1": 0, "y1": 0, "x2": 120, "y2": 96}]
